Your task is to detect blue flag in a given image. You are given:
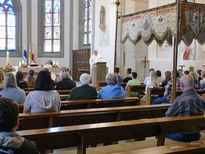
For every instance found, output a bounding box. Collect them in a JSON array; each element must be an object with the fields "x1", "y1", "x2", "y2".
[{"x1": 24, "y1": 49, "x2": 27, "y2": 64}]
